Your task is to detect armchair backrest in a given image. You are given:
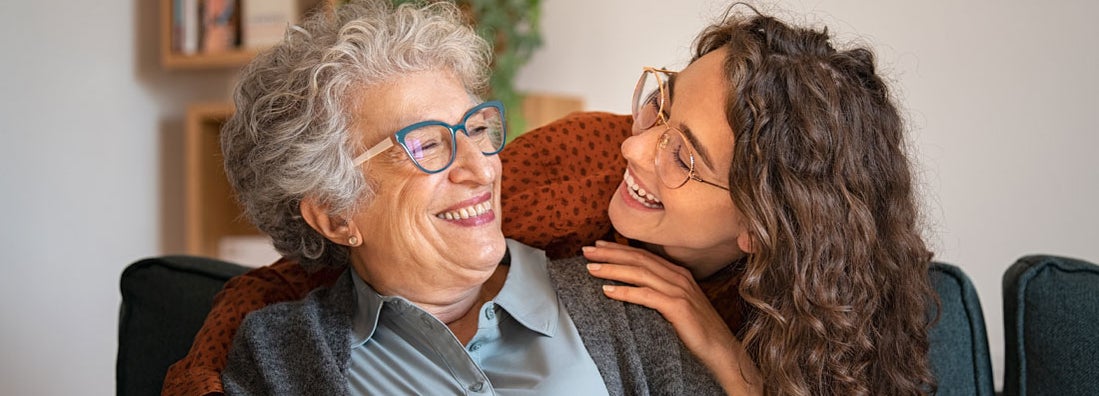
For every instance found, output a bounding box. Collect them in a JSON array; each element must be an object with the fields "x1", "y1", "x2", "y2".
[
  {"x1": 116, "y1": 256, "x2": 248, "y2": 396},
  {"x1": 929, "y1": 262, "x2": 997, "y2": 395},
  {"x1": 1002, "y1": 254, "x2": 1099, "y2": 396}
]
